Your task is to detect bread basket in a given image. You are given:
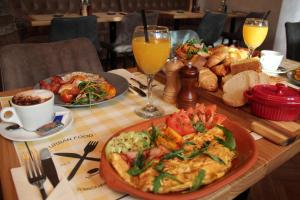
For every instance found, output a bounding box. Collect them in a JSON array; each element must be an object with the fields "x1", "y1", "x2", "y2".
[{"x1": 244, "y1": 83, "x2": 300, "y2": 121}]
